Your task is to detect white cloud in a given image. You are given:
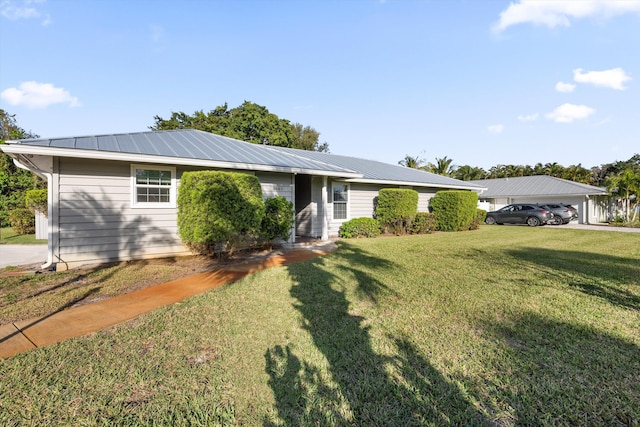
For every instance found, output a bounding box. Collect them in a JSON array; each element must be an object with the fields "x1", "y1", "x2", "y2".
[
  {"x1": 493, "y1": 0, "x2": 640, "y2": 32},
  {"x1": 573, "y1": 67, "x2": 632, "y2": 90},
  {"x1": 517, "y1": 113, "x2": 539, "y2": 121},
  {"x1": 1, "y1": 0, "x2": 51, "y2": 26},
  {"x1": 1, "y1": 81, "x2": 81, "y2": 108},
  {"x1": 488, "y1": 124, "x2": 504, "y2": 134},
  {"x1": 545, "y1": 103, "x2": 595, "y2": 123},
  {"x1": 555, "y1": 82, "x2": 576, "y2": 93}
]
